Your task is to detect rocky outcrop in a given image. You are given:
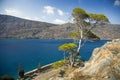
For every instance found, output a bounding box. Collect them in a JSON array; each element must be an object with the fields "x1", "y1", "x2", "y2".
[
  {"x1": 48, "y1": 39, "x2": 120, "y2": 80},
  {"x1": 70, "y1": 39, "x2": 120, "y2": 80}
]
